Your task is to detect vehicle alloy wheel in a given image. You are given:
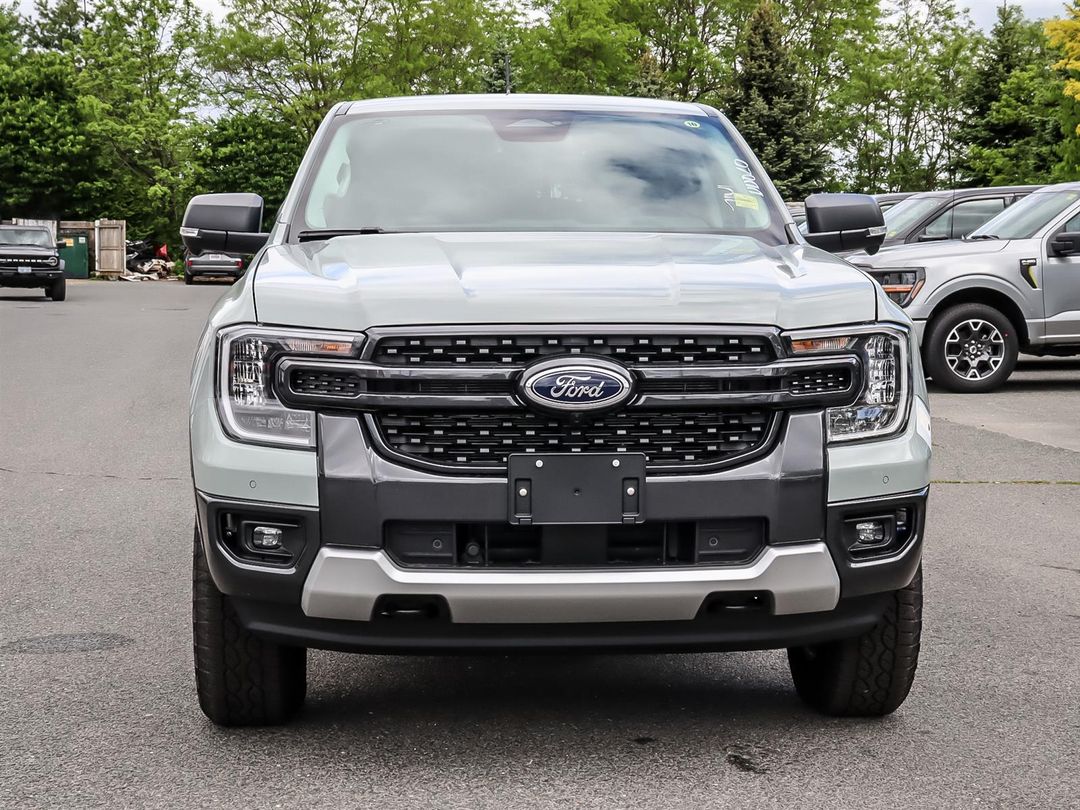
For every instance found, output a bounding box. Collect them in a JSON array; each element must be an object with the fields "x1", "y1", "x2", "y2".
[
  {"x1": 924, "y1": 303, "x2": 1018, "y2": 393},
  {"x1": 944, "y1": 318, "x2": 1004, "y2": 381}
]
